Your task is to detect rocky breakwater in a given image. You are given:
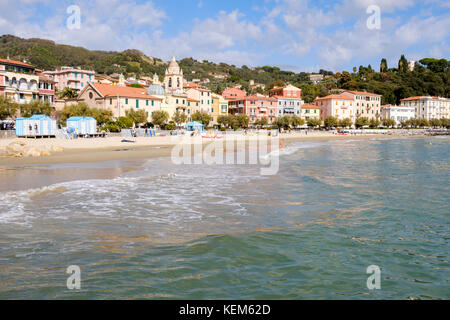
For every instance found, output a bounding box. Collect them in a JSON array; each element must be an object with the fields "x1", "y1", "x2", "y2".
[{"x1": 0, "y1": 140, "x2": 64, "y2": 158}]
